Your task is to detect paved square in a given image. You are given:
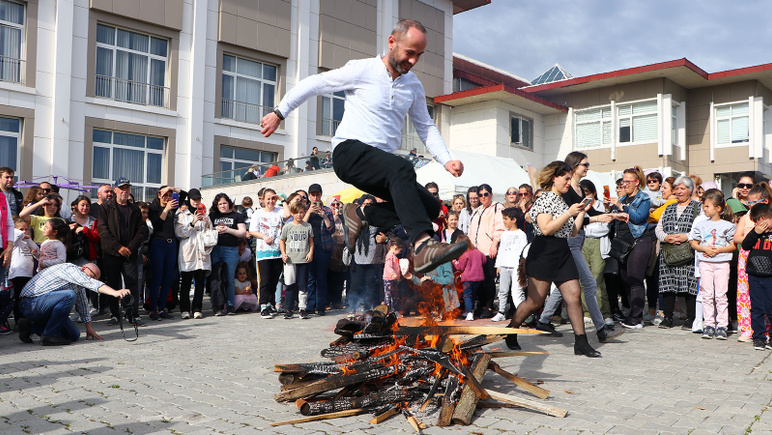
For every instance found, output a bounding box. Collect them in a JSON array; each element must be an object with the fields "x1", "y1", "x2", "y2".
[{"x1": 1, "y1": 313, "x2": 770, "y2": 434}]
